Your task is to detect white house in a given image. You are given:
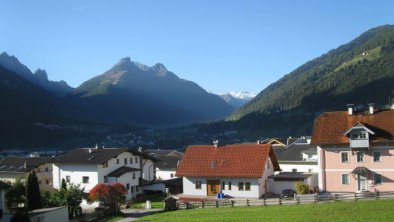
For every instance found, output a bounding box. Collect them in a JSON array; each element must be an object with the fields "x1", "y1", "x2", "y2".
[
  {"x1": 146, "y1": 149, "x2": 183, "y2": 181},
  {"x1": 53, "y1": 147, "x2": 157, "y2": 200},
  {"x1": 275, "y1": 143, "x2": 318, "y2": 173},
  {"x1": 176, "y1": 143, "x2": 280, "y2": 198}
]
